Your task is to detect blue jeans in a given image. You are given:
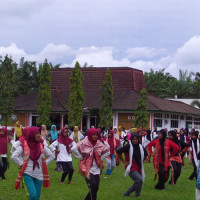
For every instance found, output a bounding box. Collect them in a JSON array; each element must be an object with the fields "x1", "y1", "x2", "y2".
[{"x1": 24, "y1": 173, "x2": 43, "y2": 200}]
